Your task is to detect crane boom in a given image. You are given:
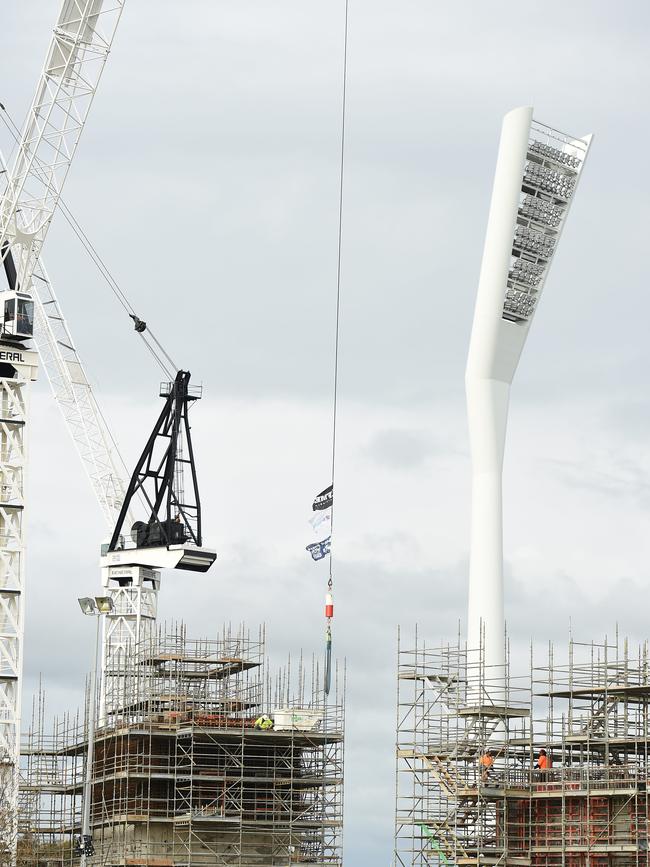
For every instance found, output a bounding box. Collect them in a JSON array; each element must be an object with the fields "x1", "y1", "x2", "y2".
[
  {"x1": 0, "y1": 1, "x2": 126, "y2": 288},
  {"x1": 32, "y1": 256, "x2": 128, "y2": 527}
]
